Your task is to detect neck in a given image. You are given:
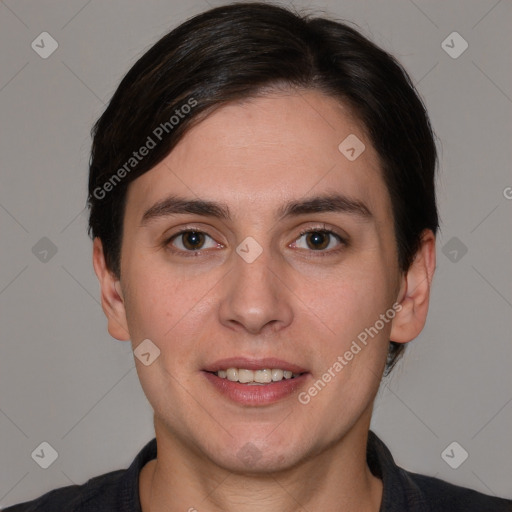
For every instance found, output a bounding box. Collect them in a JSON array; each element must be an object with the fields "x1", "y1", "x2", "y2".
[{"x1": 140, "y1": 418, "x2": 383, "y2": 512}]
